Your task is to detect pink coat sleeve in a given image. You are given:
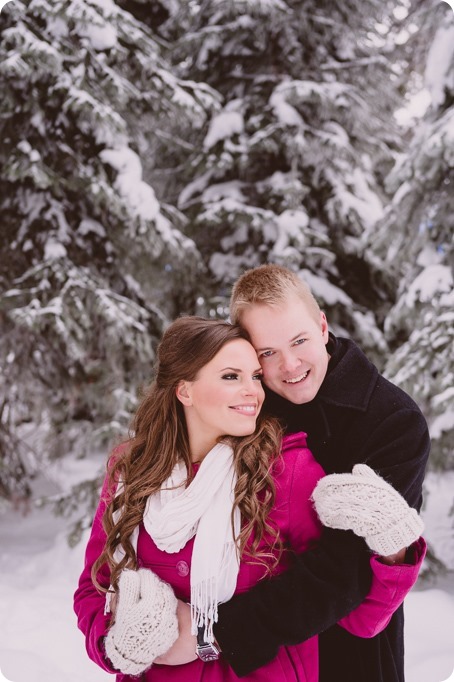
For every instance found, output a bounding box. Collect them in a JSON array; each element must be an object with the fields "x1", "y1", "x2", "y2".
[
  {"x1": 282, "y1": 433, "x2": 427, "y2": 639},
  {"x1": 337, "y1": 537, "x2": 427, "y2": 637},
  {"x1": 73, "y1": 472, "x2": 117, "y2": 673}
]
